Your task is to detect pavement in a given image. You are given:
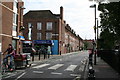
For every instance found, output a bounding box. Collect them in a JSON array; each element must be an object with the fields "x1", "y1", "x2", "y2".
[{"x1": 84, "y1": 56, "x2": 120, "y2": 80}]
